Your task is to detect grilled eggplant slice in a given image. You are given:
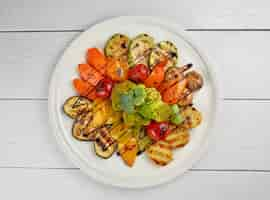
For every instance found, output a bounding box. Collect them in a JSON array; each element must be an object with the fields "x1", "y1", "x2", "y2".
[
  {"x1": 94, "y1": 127, "x2": 116, "y2": 159},
  {"x1": 95, "y1": 127, "x2": 115, "y2": 150},
  {"x1": 63, "y1": 96, "x2": 92, "y2": 119},
  {"x1": 94, "y1": 141, "x2": 116, "y2": 159},
  {"x1": 181, "y1": 106, "x2": 202, "y2": 129},
  {"x1": 128, "y1": 33, "x2": 154, "y2": 67},
  {"x1": 147, "y1": 141, "x2": 173, "y2": 166},
  {"x1": 105, "y1": 33, "x2": 130, "y2": 62},
  {"x1": 149, "y1": 41, "x2": 178, "y2": 69},
  {"x1": 72, "y1": 111, "x2": 96, "y2": 141},
  {"x1": 165, "y1": 128, "x2": 190, "y2": 148}
]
